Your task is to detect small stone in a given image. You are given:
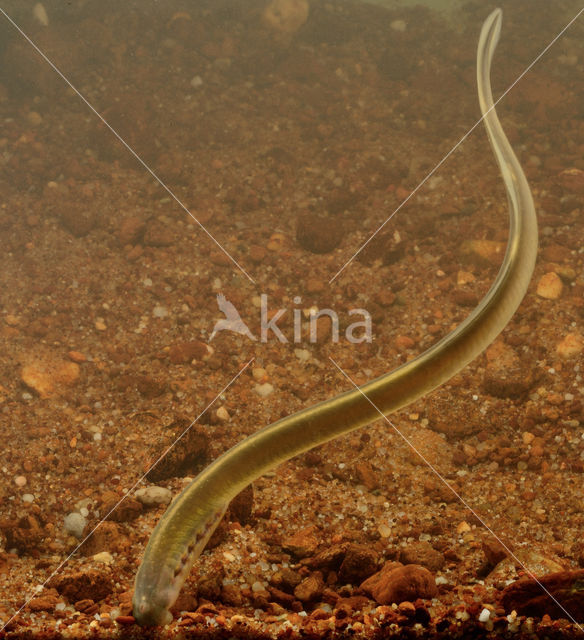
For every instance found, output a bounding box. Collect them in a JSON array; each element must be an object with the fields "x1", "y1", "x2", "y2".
[
  {"x1": 14, "y1": 475, "x2": 27, "y2": 487},
  {"x1": 216, "y1": 406, "x2": 230, "y2": 421},
  {"x1": 168, "y1": 340, "x2": 208, "y2": 364},
  {"x1": 95, "y1": 320, "x2": 107, "y2": 331},
  {"x1": 134, "y1": 486, "x2": 172, "y2": 506},
  {"x1": 22, "y1": 494, "x2": 34, "y2": 503},
  {"x1": 143, "y1": 219, "x2": 175, "y2": 247},
  {"x1": 60, "y1": 204, "x2": 97, "y2": 237},
  {"x1": 536, "y1": 272, "x2": 563, "y2": 299},
  {"x1": 296, "y1": 213, "x2": 344, "y2": 254},
  {"x1": 457, "y1": 521, "x2": 471, "y2": 534},
  {"x1": 399, "y1": 542, "x2": 445, "y2": 572},
  {"x1": 501, "y1": 569, "x2": 584, "y2": 621},
  {"x1": 92, "y1": 551, "x2": 114, "y2": 565},
  {"x1": 294, "y1": 572, "x2": 325, "y2": 603},
  {"x1": 282, "y1": 525, "x2": 319, "y2": 559},
  {"x1": 360, "y1": 562, "x2": 437, "y2": 605},
  {"x1": 556, "y1": 332, "x2": 584, "y2": 359},
  {"x1": 390, "y1": 19, "x2": 407, "y2": 32},
  {"x1": 395, "y1": 335, "x2": 415, "y2": 350},
  {"x1": 27, "y1": 111, "x2": 43, "y2": 126},
  {"x1": 478, "y1": 608, "x2": 491, "y2": 623},
  {"x1": 81, "y1": 521, "x2": 127, "y2": 555},
  {"x1": 255, "y1": 382, "x2": 274, "y2": 398},
  {"x1": 482, "y1": 340, "x2": 532, "y2": 398},
  {"x1": 21, "y1": 357, "x2": 80, "y2": 398},
  {"x1": 262, "y1": 0, "x2": 309, "y2": 34},
  {"x1": 252, "y1": 367, "x2": 267, "y2": 382},
  {"x1": 67, "y1": 350, "x2": 86, "y2": 363},
  {"x1": 118, "y1": 216, "x2": 145, "y2": 245},
  {"x1": 463, "y1": 239, "x2": 506, "y2": 266},
  {"x1": 338, "y1": 544, "x2": 379, "y2": 584},
  {"x1": 152, "y1": 305, "x2": 169, "y2": 318},
  {"x1": 64, "y1": 513, "x2": 87, "y2": 539},
  {"x1": 354, "y1": 462, "x2": 379, "y2": 491},
  {"x1": 482, "y1": 539, "x2": 508, "y2": 566}
]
